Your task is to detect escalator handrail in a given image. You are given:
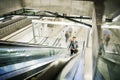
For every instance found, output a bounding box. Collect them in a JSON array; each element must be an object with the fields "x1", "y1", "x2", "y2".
[
  {"x1": 101, "y1": 56, "x2": 120, "y2": 65},
  {"x1": 0, "y1": 40, "x2": 66, "y2": 49}
]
